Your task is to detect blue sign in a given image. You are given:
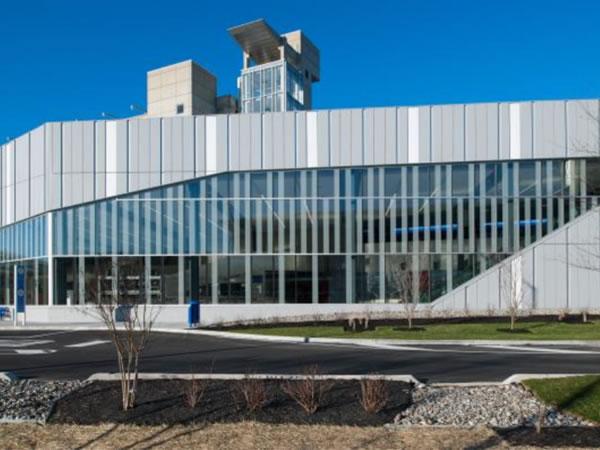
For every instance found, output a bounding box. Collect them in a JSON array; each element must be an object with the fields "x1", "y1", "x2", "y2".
[{"x1": 15, "y1": 265, "x2": 25, "y2": 314}]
